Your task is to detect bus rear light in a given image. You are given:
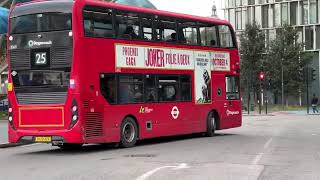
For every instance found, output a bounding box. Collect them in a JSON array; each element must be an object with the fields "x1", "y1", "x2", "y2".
[
  {"x1": 69, "y1": 79, "x2": 75, "y2": 89},
  {"x1": 72, "y1": 106, "x2": 77, "y2": 112},
  {"x1": 72, "y1": 115, "x2": 78, "y2": 121},
  {"x1": 69, "y1": 99, "x2": 79, "y2": 129}
]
